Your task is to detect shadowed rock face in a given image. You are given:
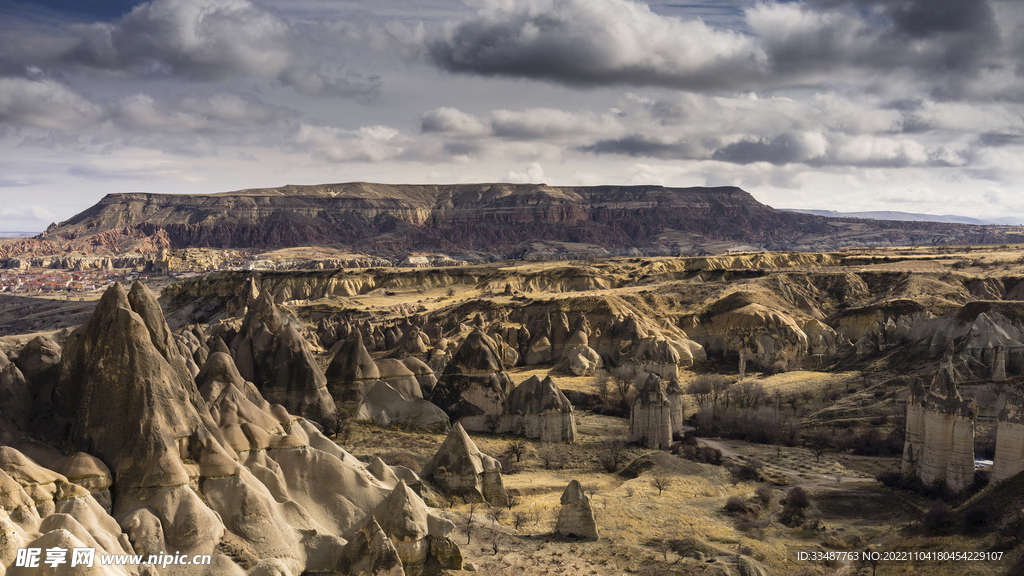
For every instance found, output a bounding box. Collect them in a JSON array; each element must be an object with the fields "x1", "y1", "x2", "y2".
[
  {"x1": 8, "y1": 281, "x2": 464, "y2": 574},
  {"x1": 53, "y1": 282, "x2": 222, "y2": 489},
  {"x1": 420, "y1": 423, "x2": 507, "y2": 507},
  {"x1": 235, "y1": 291, "x2": 337, "y2": 429},
  {"x1": 431, "y1": 329, "x2": 514, "y2": 422},
  {"x1": 21, "y1": 184, "x2": 832, "y2": 256},
  {"x1": 629, "y1": 374, "x2": 673, "y2": 450},
  {"x1": 901, "y1": 357, "x2": 977, "y2": 492}
]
